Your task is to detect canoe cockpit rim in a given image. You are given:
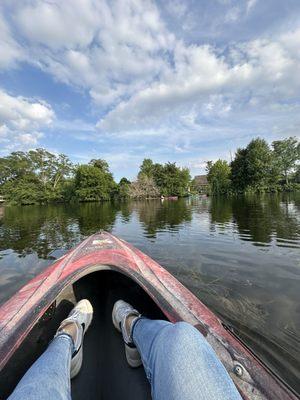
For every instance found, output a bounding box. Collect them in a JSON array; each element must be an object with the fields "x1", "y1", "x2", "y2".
[{"x1": 51, "y1": 263, "x2": 171, "y2": 320}]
